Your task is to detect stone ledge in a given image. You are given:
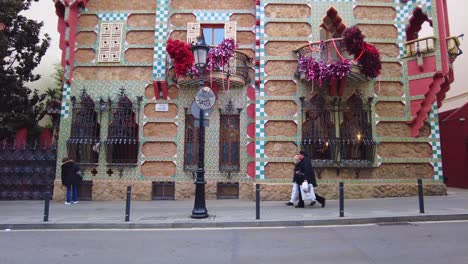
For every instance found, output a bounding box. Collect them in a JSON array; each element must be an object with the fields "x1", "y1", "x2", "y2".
[{"x1": 53, "y1": 180, "x2": 446, "y2": 201}]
